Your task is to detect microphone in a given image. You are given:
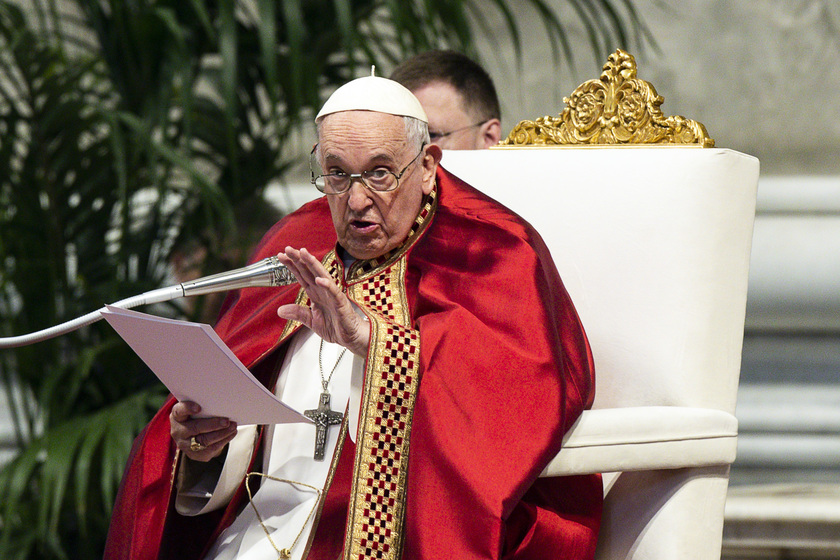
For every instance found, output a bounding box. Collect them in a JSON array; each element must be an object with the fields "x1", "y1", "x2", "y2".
[
  {"x1": 180, "y1": 256, "x2": 297, "y2": 296},
  {"x1": 0, "y1": 256, "x2": 297, "y2": 348}
]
